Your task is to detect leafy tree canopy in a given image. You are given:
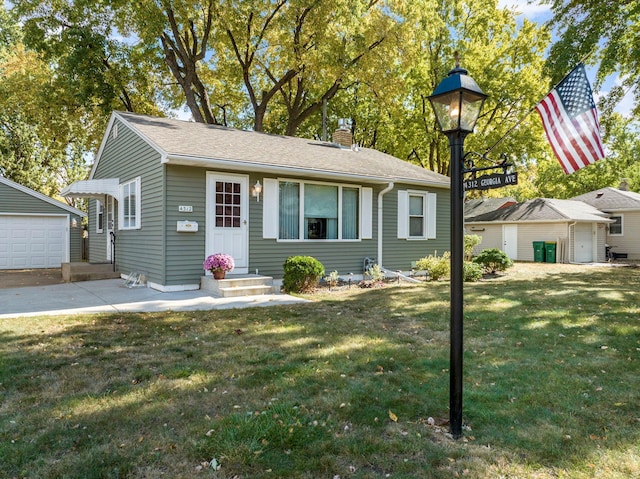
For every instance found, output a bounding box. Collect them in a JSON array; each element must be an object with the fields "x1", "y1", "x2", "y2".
[
  {"x1": 544, "y1": 0, "x2": 640, "y2": 117},
  {"x1": 7, "y1": 0, "x2": 637, "y2": 201}
]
